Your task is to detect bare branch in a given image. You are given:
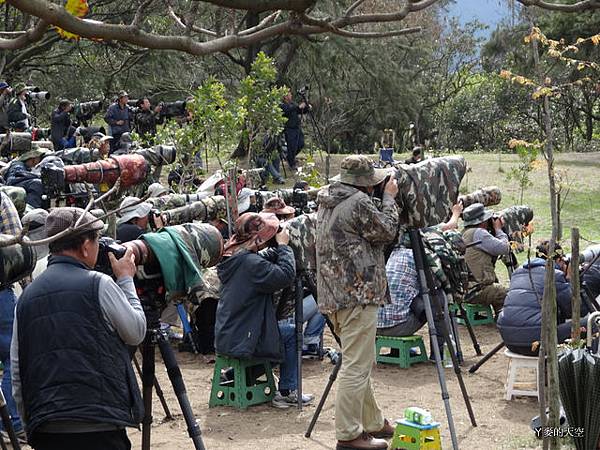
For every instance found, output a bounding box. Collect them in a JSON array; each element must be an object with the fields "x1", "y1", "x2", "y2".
[
  {"x1": 200, "y1": 0, "x2": 315, "y2": 12},
  {"x1": 239, "y1": 10, "x2": 281, "y2": 36},
  {"x1": 132, "y1": 0, "x2": 154, "y2": 29},
  {"x1": 345, "y1": 0, "x2": 367, "y2": 17},
  {"x1": 517, "y1": 0, "x2": 600, "y2": 12},
  {"x1": 0, "y1": 19, "x2": 48, "y2": 50},
  {"x1": 167, "y1": 5, "x2": 218, "y2": 37}
]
